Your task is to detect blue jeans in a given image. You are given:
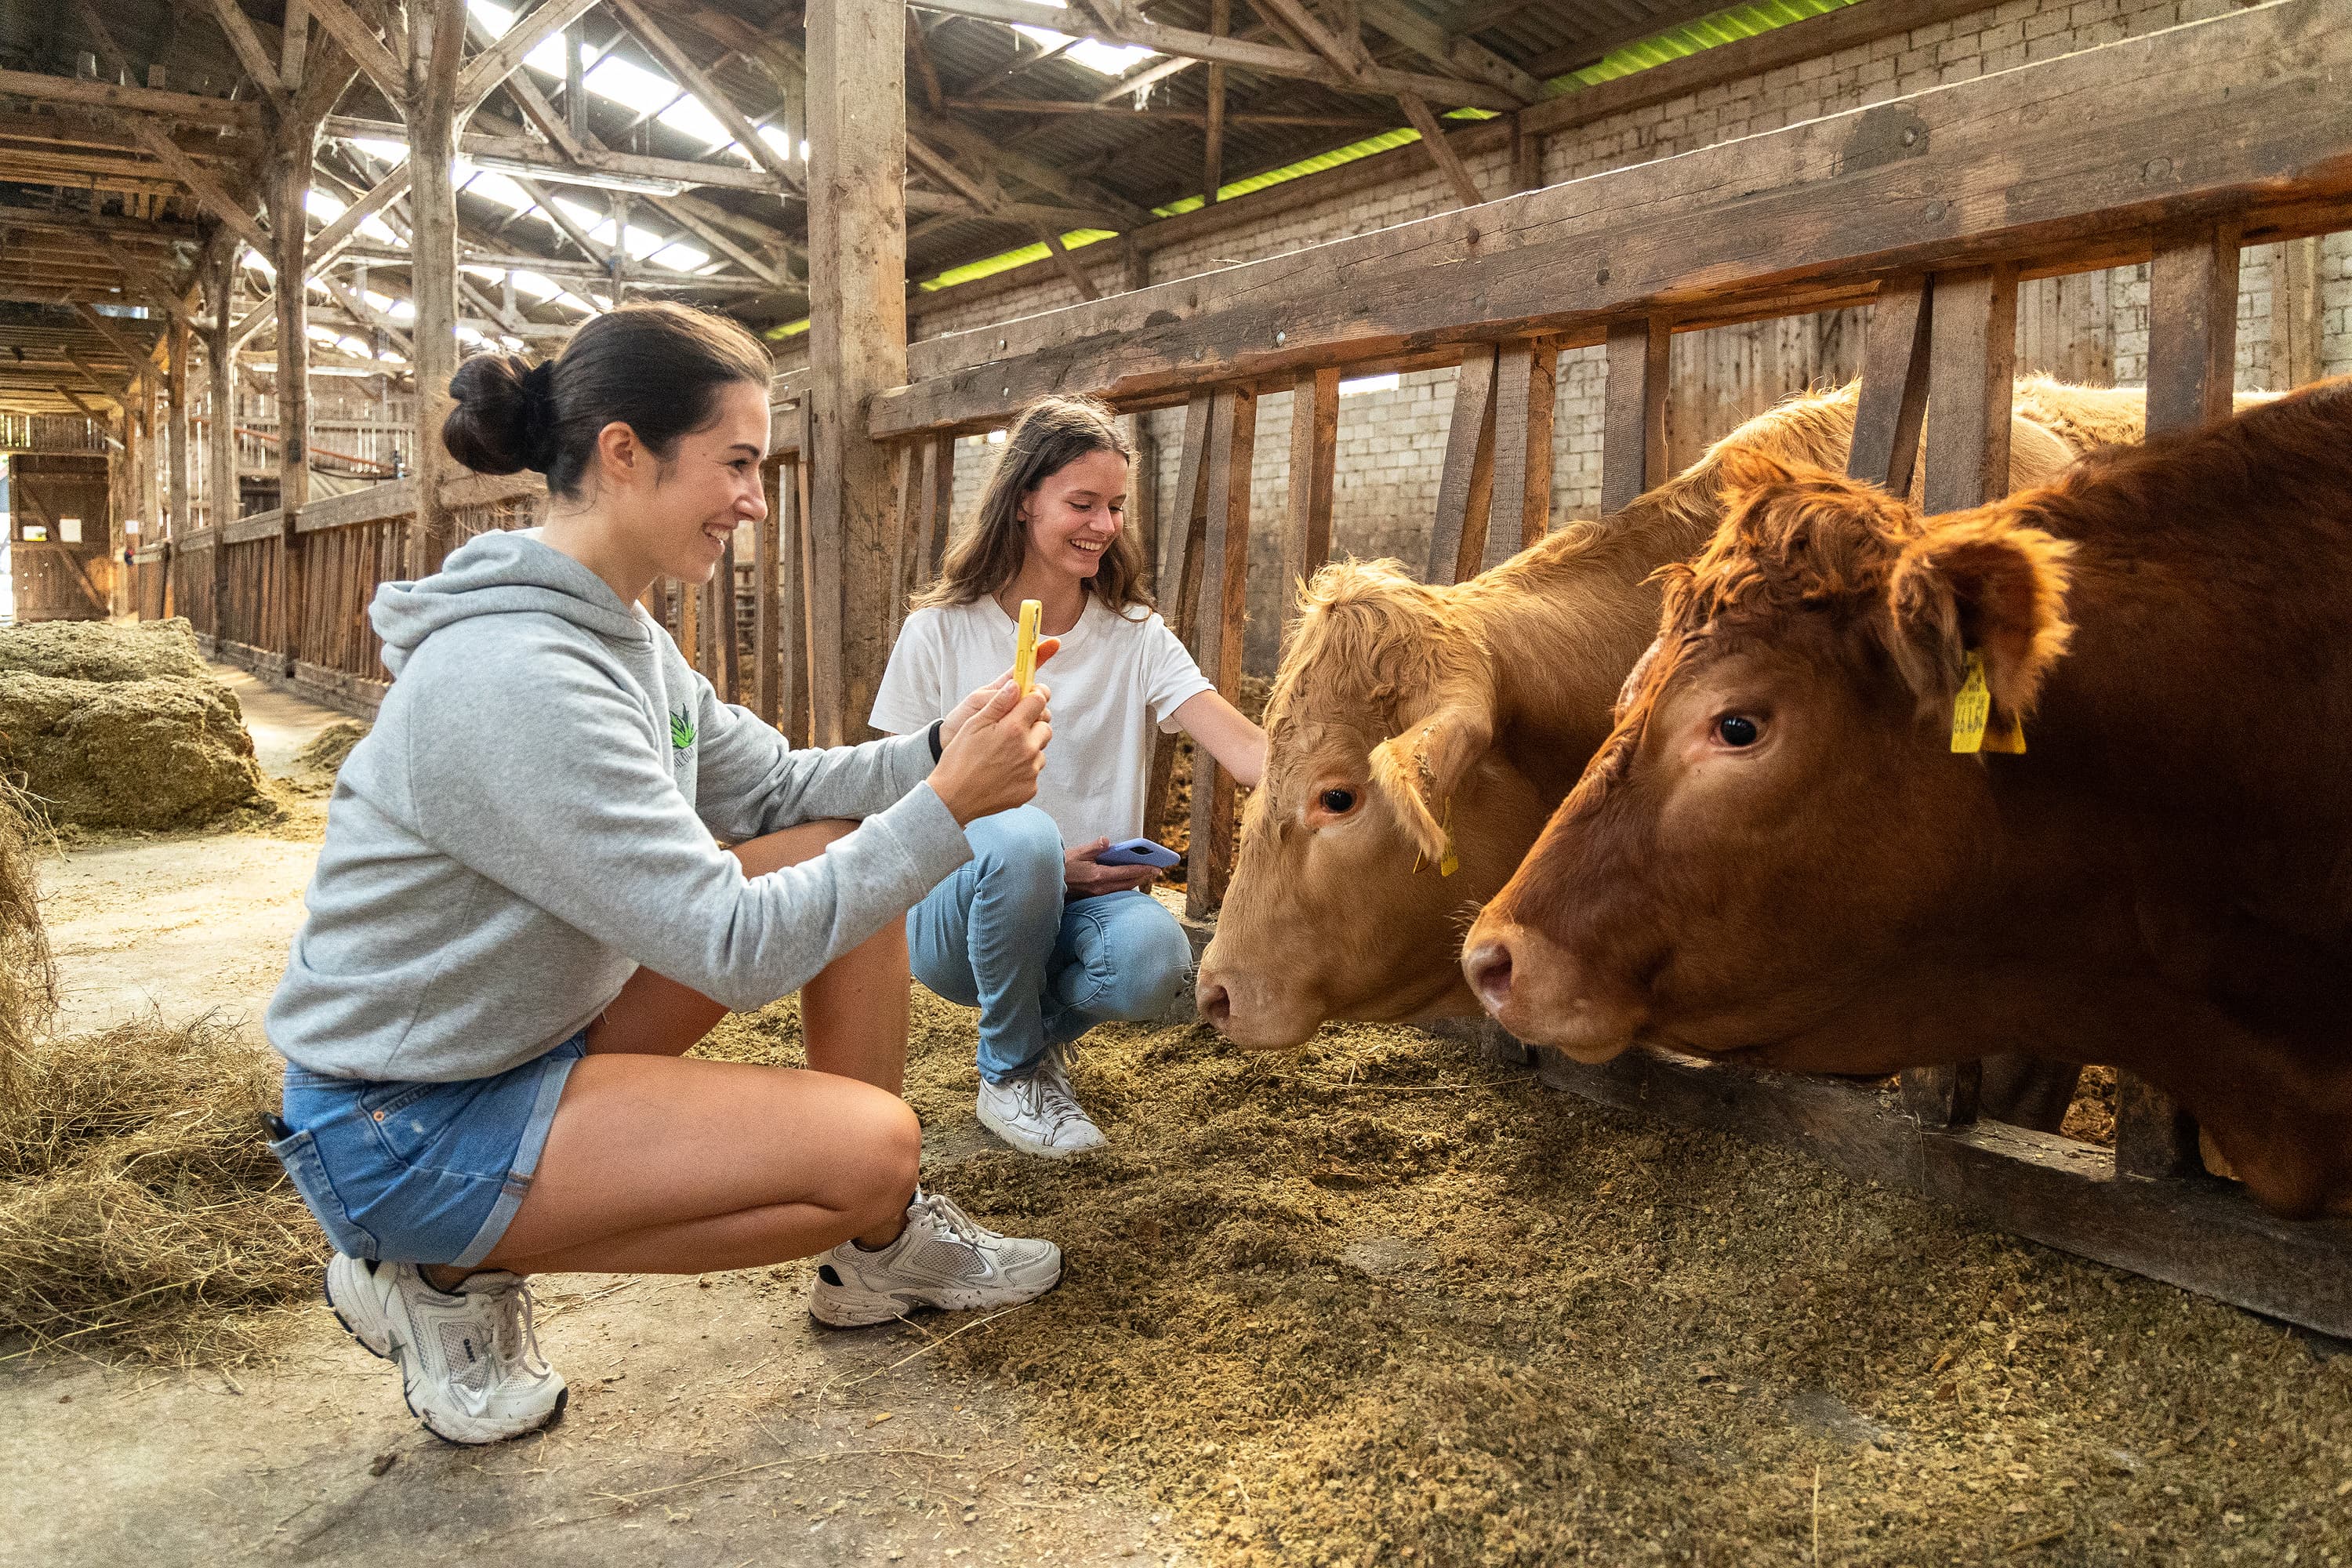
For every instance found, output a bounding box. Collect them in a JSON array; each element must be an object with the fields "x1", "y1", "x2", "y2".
[{"x1": 909, "y1": 805, "x2": 1195, "y2": 1083}]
